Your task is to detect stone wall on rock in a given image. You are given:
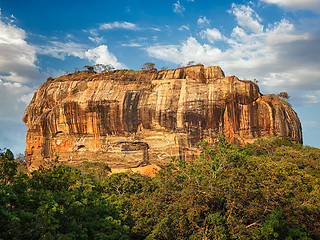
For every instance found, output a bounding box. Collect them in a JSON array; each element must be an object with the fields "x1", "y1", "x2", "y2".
[{"x1": 23, "y1": 65, "x2": 302, "y2": 171}]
